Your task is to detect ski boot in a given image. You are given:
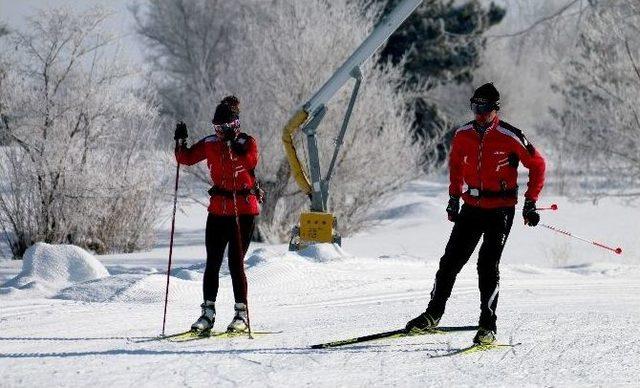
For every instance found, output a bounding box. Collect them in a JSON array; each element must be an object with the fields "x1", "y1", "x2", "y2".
[
  {"x1": 405, "y1": 311, "x2": 440, "y2": 333},
  {"x1": 227, "y1": 302, "x2": 248, "y2": 333},
  {"x1": 191, "y1": 300, "x2": 216, "y2": 332},
  {"x1": 473, "y1": 327, "x2": 496, "y2": 345}
]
